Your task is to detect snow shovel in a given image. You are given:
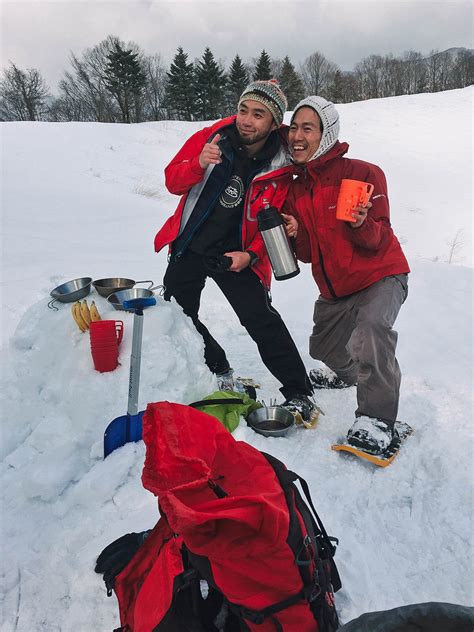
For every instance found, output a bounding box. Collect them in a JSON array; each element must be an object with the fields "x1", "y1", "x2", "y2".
[{"x1": 103, "y1": 296, "x2": 156, "y2": 458}]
